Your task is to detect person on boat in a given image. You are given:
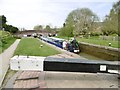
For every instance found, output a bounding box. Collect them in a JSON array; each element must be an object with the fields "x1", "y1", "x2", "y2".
[
  {"x1": 71, "y1": 37, "x2": 79, "y2": 52},
  {"x1": 62, "y1": 40, "x2": 67, "y2": 50},
  {"x1": 66, "y1": 40, "x2": 69, "y2": 50}
]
